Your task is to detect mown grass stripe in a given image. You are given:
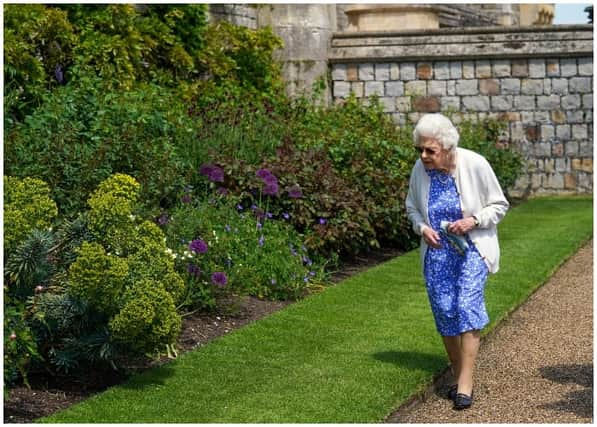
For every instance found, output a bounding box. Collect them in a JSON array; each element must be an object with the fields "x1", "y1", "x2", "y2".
[{"x1": 41, "y1": 196, "x2": 592, "y2": 423}]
